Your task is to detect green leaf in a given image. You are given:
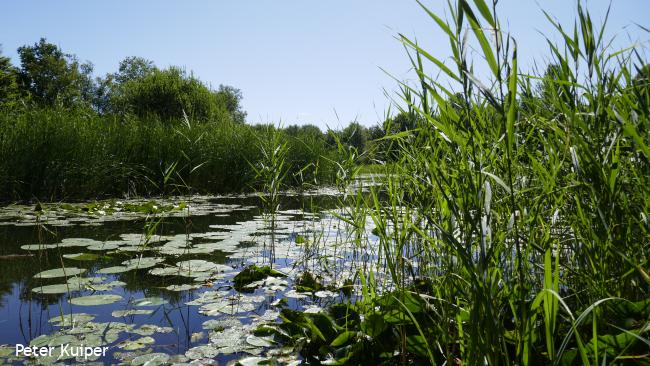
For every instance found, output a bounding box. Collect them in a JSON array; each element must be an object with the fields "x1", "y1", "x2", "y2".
[
  {"x1": 330, "y1": 331, "x2": 357, "y2": 347},
  {"x1": 472, "y1": 0, "x2": 495, "y2": 27},
  {"x1": 461, "y1": 1, "x2": 499, "y2": 77}
]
